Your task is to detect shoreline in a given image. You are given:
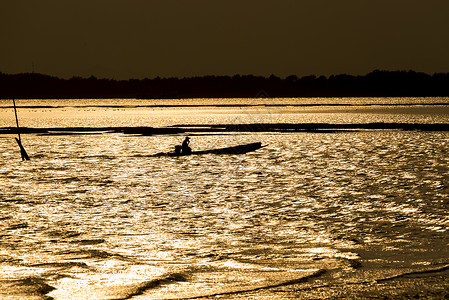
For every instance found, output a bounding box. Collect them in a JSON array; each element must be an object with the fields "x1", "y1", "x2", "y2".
[
  {"x1": 3, "y1": 264, "x2": 449, "y2": 299},
  {"x1": 2, "y1": 70, "x2": 449, "y2": 99}
]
